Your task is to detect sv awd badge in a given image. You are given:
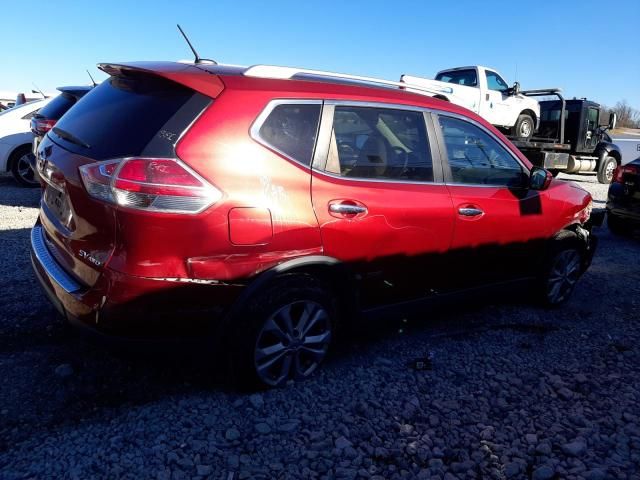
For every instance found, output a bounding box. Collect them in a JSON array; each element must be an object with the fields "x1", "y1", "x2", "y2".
[{"x1": 78, "y1": 250, "x2": 102, "y2": 267}]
